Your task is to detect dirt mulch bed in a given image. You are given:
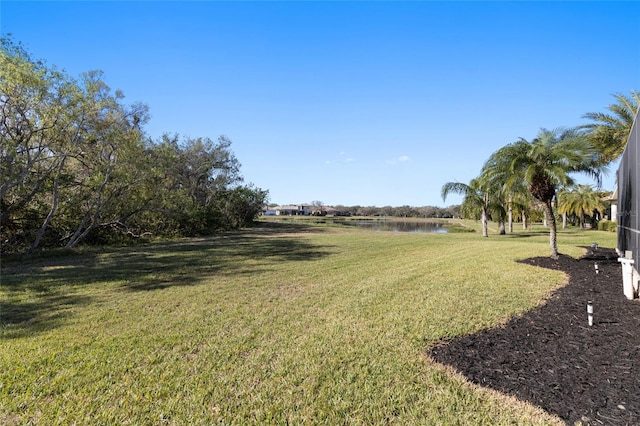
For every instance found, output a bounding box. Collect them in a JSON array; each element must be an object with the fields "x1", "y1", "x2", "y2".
[{"x1": 429, "y1": 247, "x2": 640, "y2": 425}]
